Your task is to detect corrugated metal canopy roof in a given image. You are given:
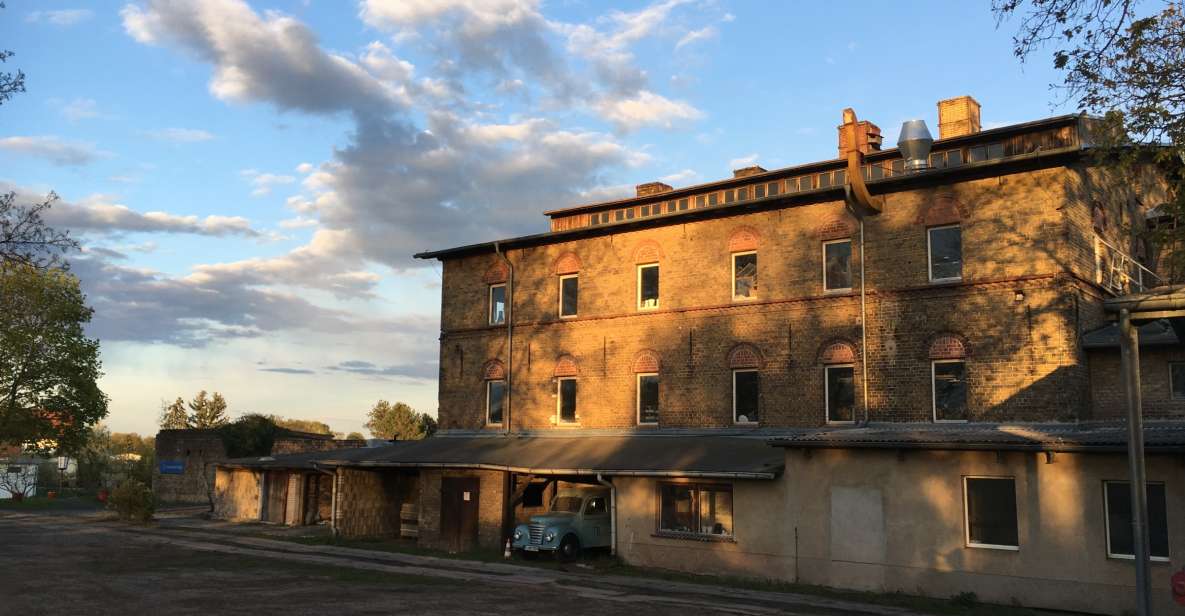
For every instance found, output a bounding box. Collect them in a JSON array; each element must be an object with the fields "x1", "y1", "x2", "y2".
[
  {"x1": 1082, "y1": 319, "x2": 1180, "y2": 348},
  {"x1": 220, "y1": 435, "x2": 785, "y2": 479}
]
